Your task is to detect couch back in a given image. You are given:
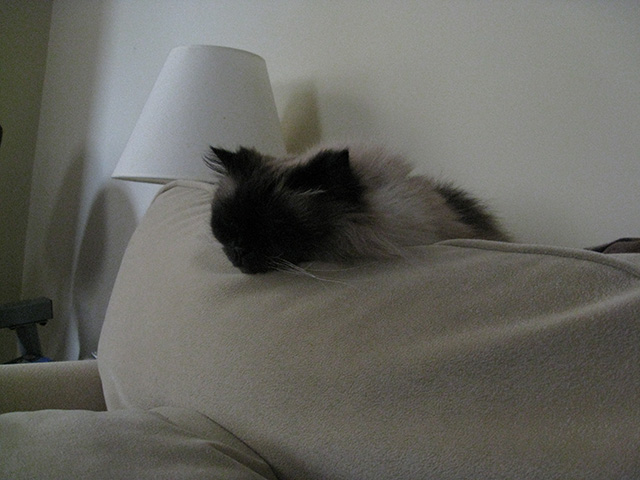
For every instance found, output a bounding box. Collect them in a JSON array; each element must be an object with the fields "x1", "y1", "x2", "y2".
[{"x1": 98, "y1": 180, "x2": 640, "y2": 480}]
